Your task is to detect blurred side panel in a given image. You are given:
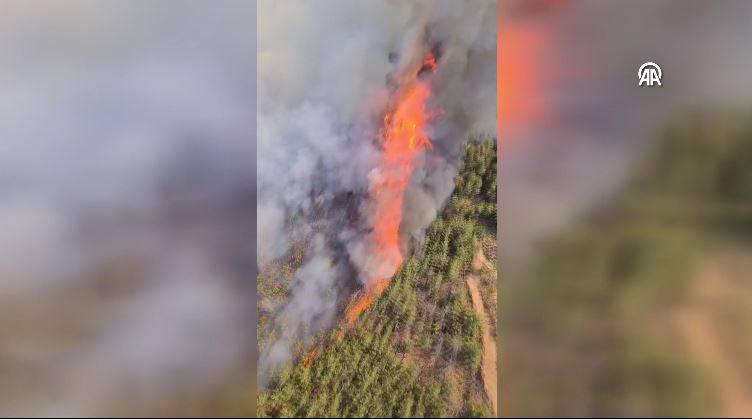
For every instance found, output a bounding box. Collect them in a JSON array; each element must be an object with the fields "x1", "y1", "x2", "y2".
[
  {"x1": 0, "y1": 1, "x2": 257, "y2": 415},
  {"x1": 501, "y1": 0, "x2": 752, "y2": 416}
]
